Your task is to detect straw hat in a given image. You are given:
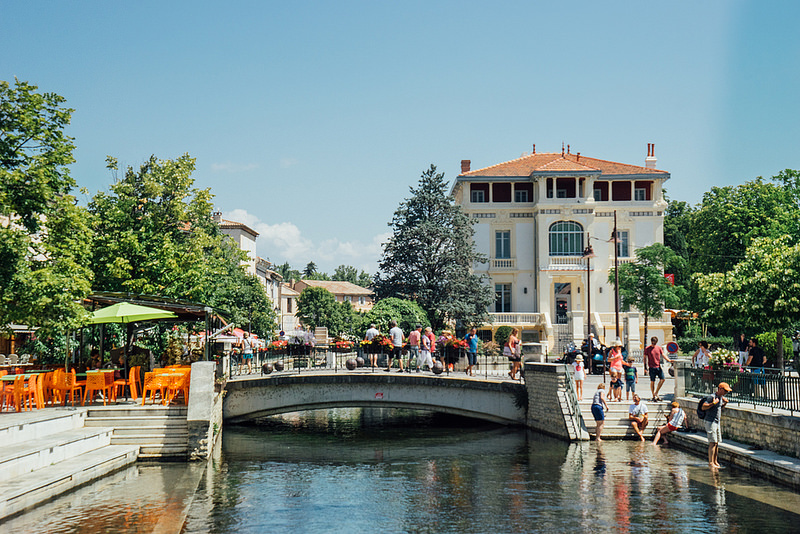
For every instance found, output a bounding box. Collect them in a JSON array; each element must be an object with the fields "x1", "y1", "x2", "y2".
[{"x1": 611, "y1": 338, "x2": 623, "y2": 347}]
